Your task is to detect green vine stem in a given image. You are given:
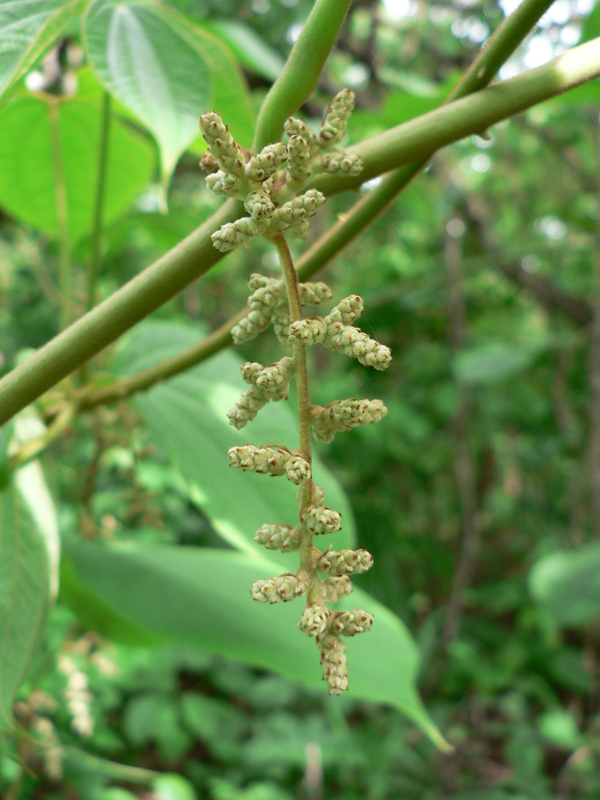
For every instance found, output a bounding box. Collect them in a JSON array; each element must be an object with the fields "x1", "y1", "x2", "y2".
[
  {"x1": 253, "y1": 0, "x2": 351, "y2": 152},
  {"x1": 74, "y1": 0, "x2": 564, "y2": 411},
  {"x1": 313, "y1": 37, "x2": 600, "y2": 196},
  {"x1": 1, "y1": 38, "x2": 600, "y2": 426}
]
